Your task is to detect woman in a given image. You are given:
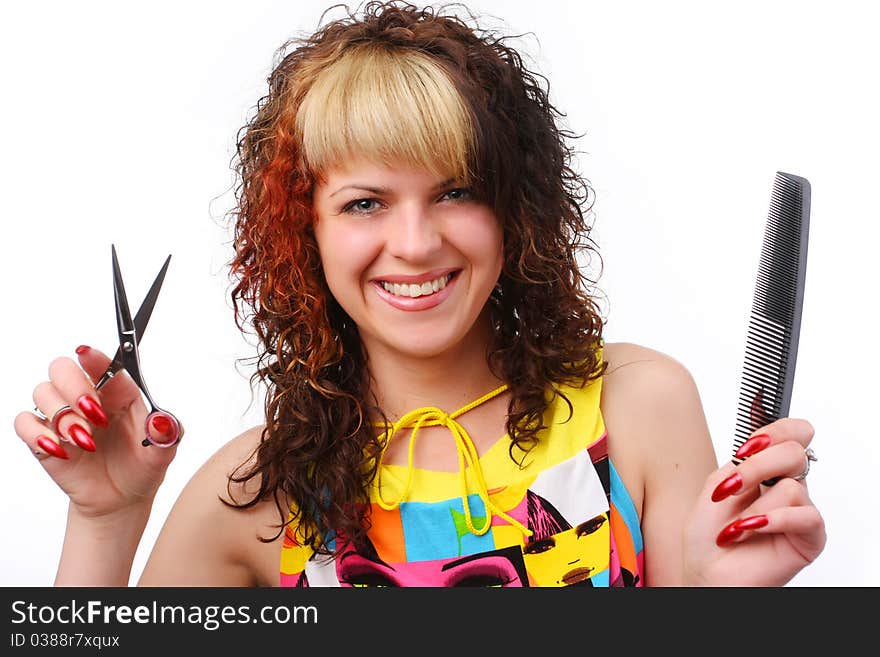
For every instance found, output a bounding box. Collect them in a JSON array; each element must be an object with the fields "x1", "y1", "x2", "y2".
[{"x1": 13, "y1": 1, "x2": 824, "y2": 586}]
